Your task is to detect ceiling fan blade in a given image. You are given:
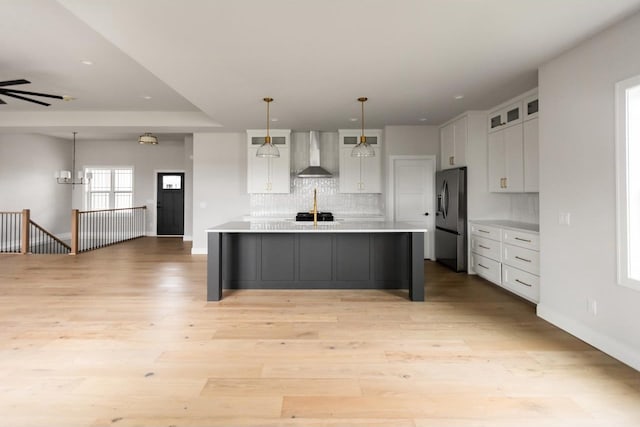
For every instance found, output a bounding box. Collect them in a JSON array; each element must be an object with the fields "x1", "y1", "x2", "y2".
[
  {"x1": 0, "y1": 88, "x2": 63, "y2": 99},
  {"x1": 1, "y1": 92, "x2": 51, "y2": 106},
  {"x1": 0, "y1": 79, "x2": 30, "y2": 87}
]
